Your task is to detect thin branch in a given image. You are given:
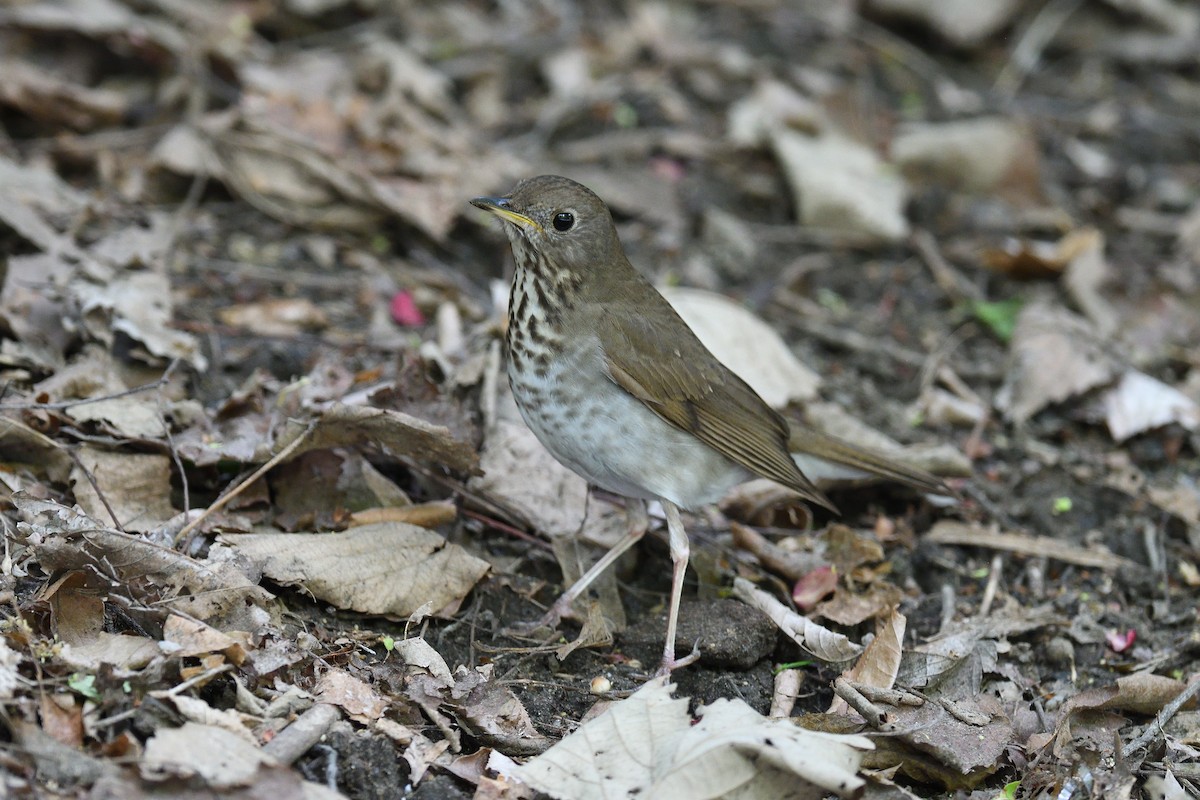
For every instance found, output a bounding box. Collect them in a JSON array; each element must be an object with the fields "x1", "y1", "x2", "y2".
[
  {"x1": 67, "y1": 449, "x2": 126, "y2": 533},
  {"x1": 173, "y1": 419, "x2": 318, "y2": 545},
  {"x1": 1121, "y1": 674, "x2": 1200, "y2": 759}
]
